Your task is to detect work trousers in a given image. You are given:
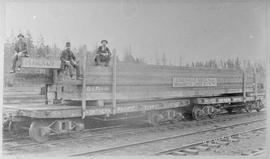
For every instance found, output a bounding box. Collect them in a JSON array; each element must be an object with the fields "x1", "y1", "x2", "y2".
[
  {"x1": 11, "y1": 52, "x2": 28, "y2": 71},
  {"x1": 95, "y1": 54, "x2": 111, "y2": 66}
]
